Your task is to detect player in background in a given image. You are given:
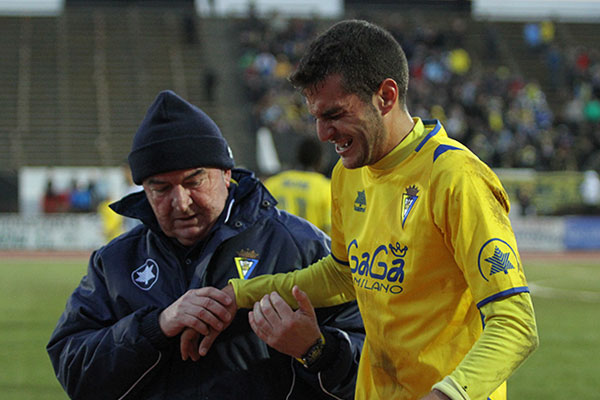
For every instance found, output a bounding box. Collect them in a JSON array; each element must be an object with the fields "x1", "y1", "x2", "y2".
[
  {"x1": 181, "y1": 20, "x2": 539, "y2": 400},
  {"x1": 264, "y1": 137, "x2": 331, "y2": 234}
]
